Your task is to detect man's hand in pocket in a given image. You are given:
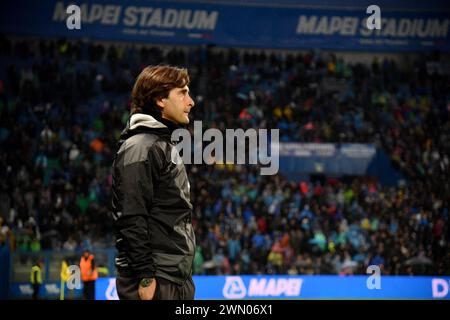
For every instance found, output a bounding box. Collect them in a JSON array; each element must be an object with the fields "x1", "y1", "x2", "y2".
[{"x1": 138, "y1": 278, "x2": 157, "y2": 300}]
